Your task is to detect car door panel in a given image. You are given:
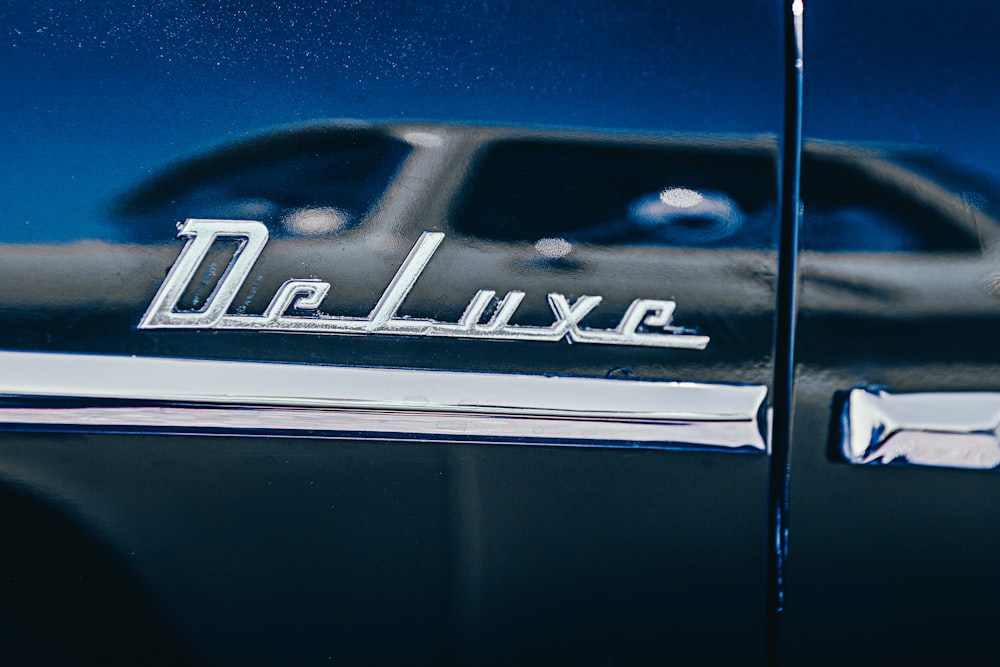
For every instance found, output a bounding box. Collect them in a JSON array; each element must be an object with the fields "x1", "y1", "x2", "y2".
[
  {"x1": 0, "y1": 2, "x2": 785, "y2": 665},
  {"x1": 783, "y1": 2, "x2": 1000, "y2": 664}
]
